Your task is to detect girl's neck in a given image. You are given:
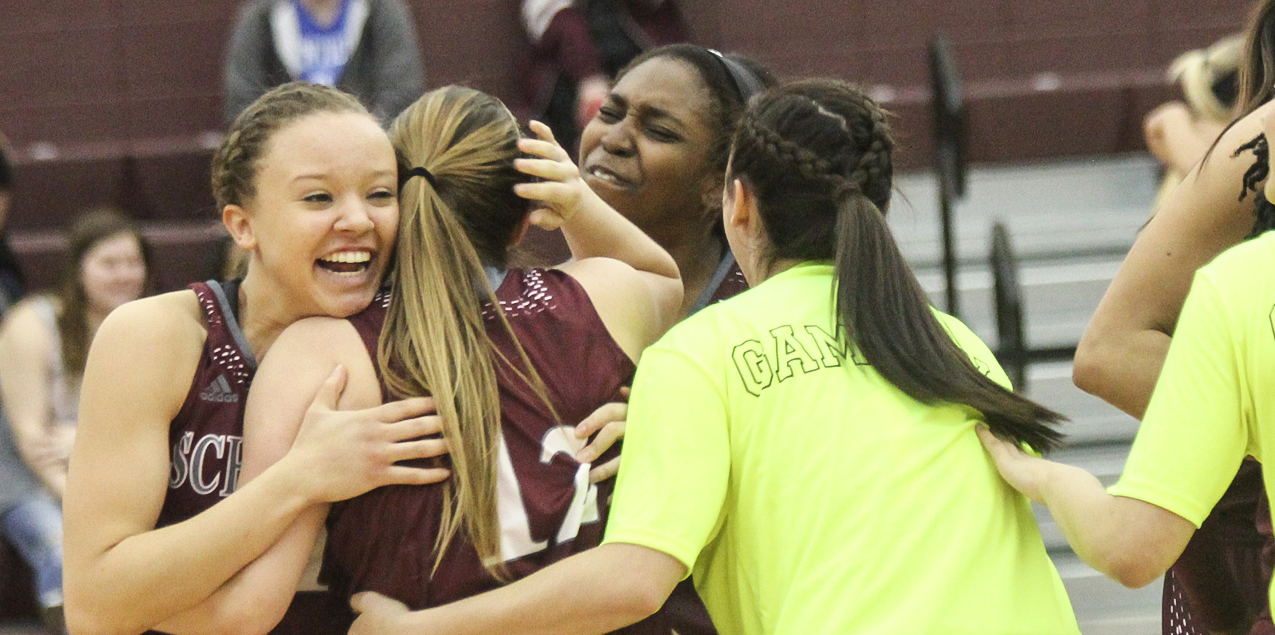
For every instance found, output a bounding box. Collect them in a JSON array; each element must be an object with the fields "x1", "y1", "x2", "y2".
[
  {"x1": 236, "y1": 270, "x2": 299, "y2": 359},
  {"x1": 660, "y1": 232, "x2": 726, "y2": 320}
]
